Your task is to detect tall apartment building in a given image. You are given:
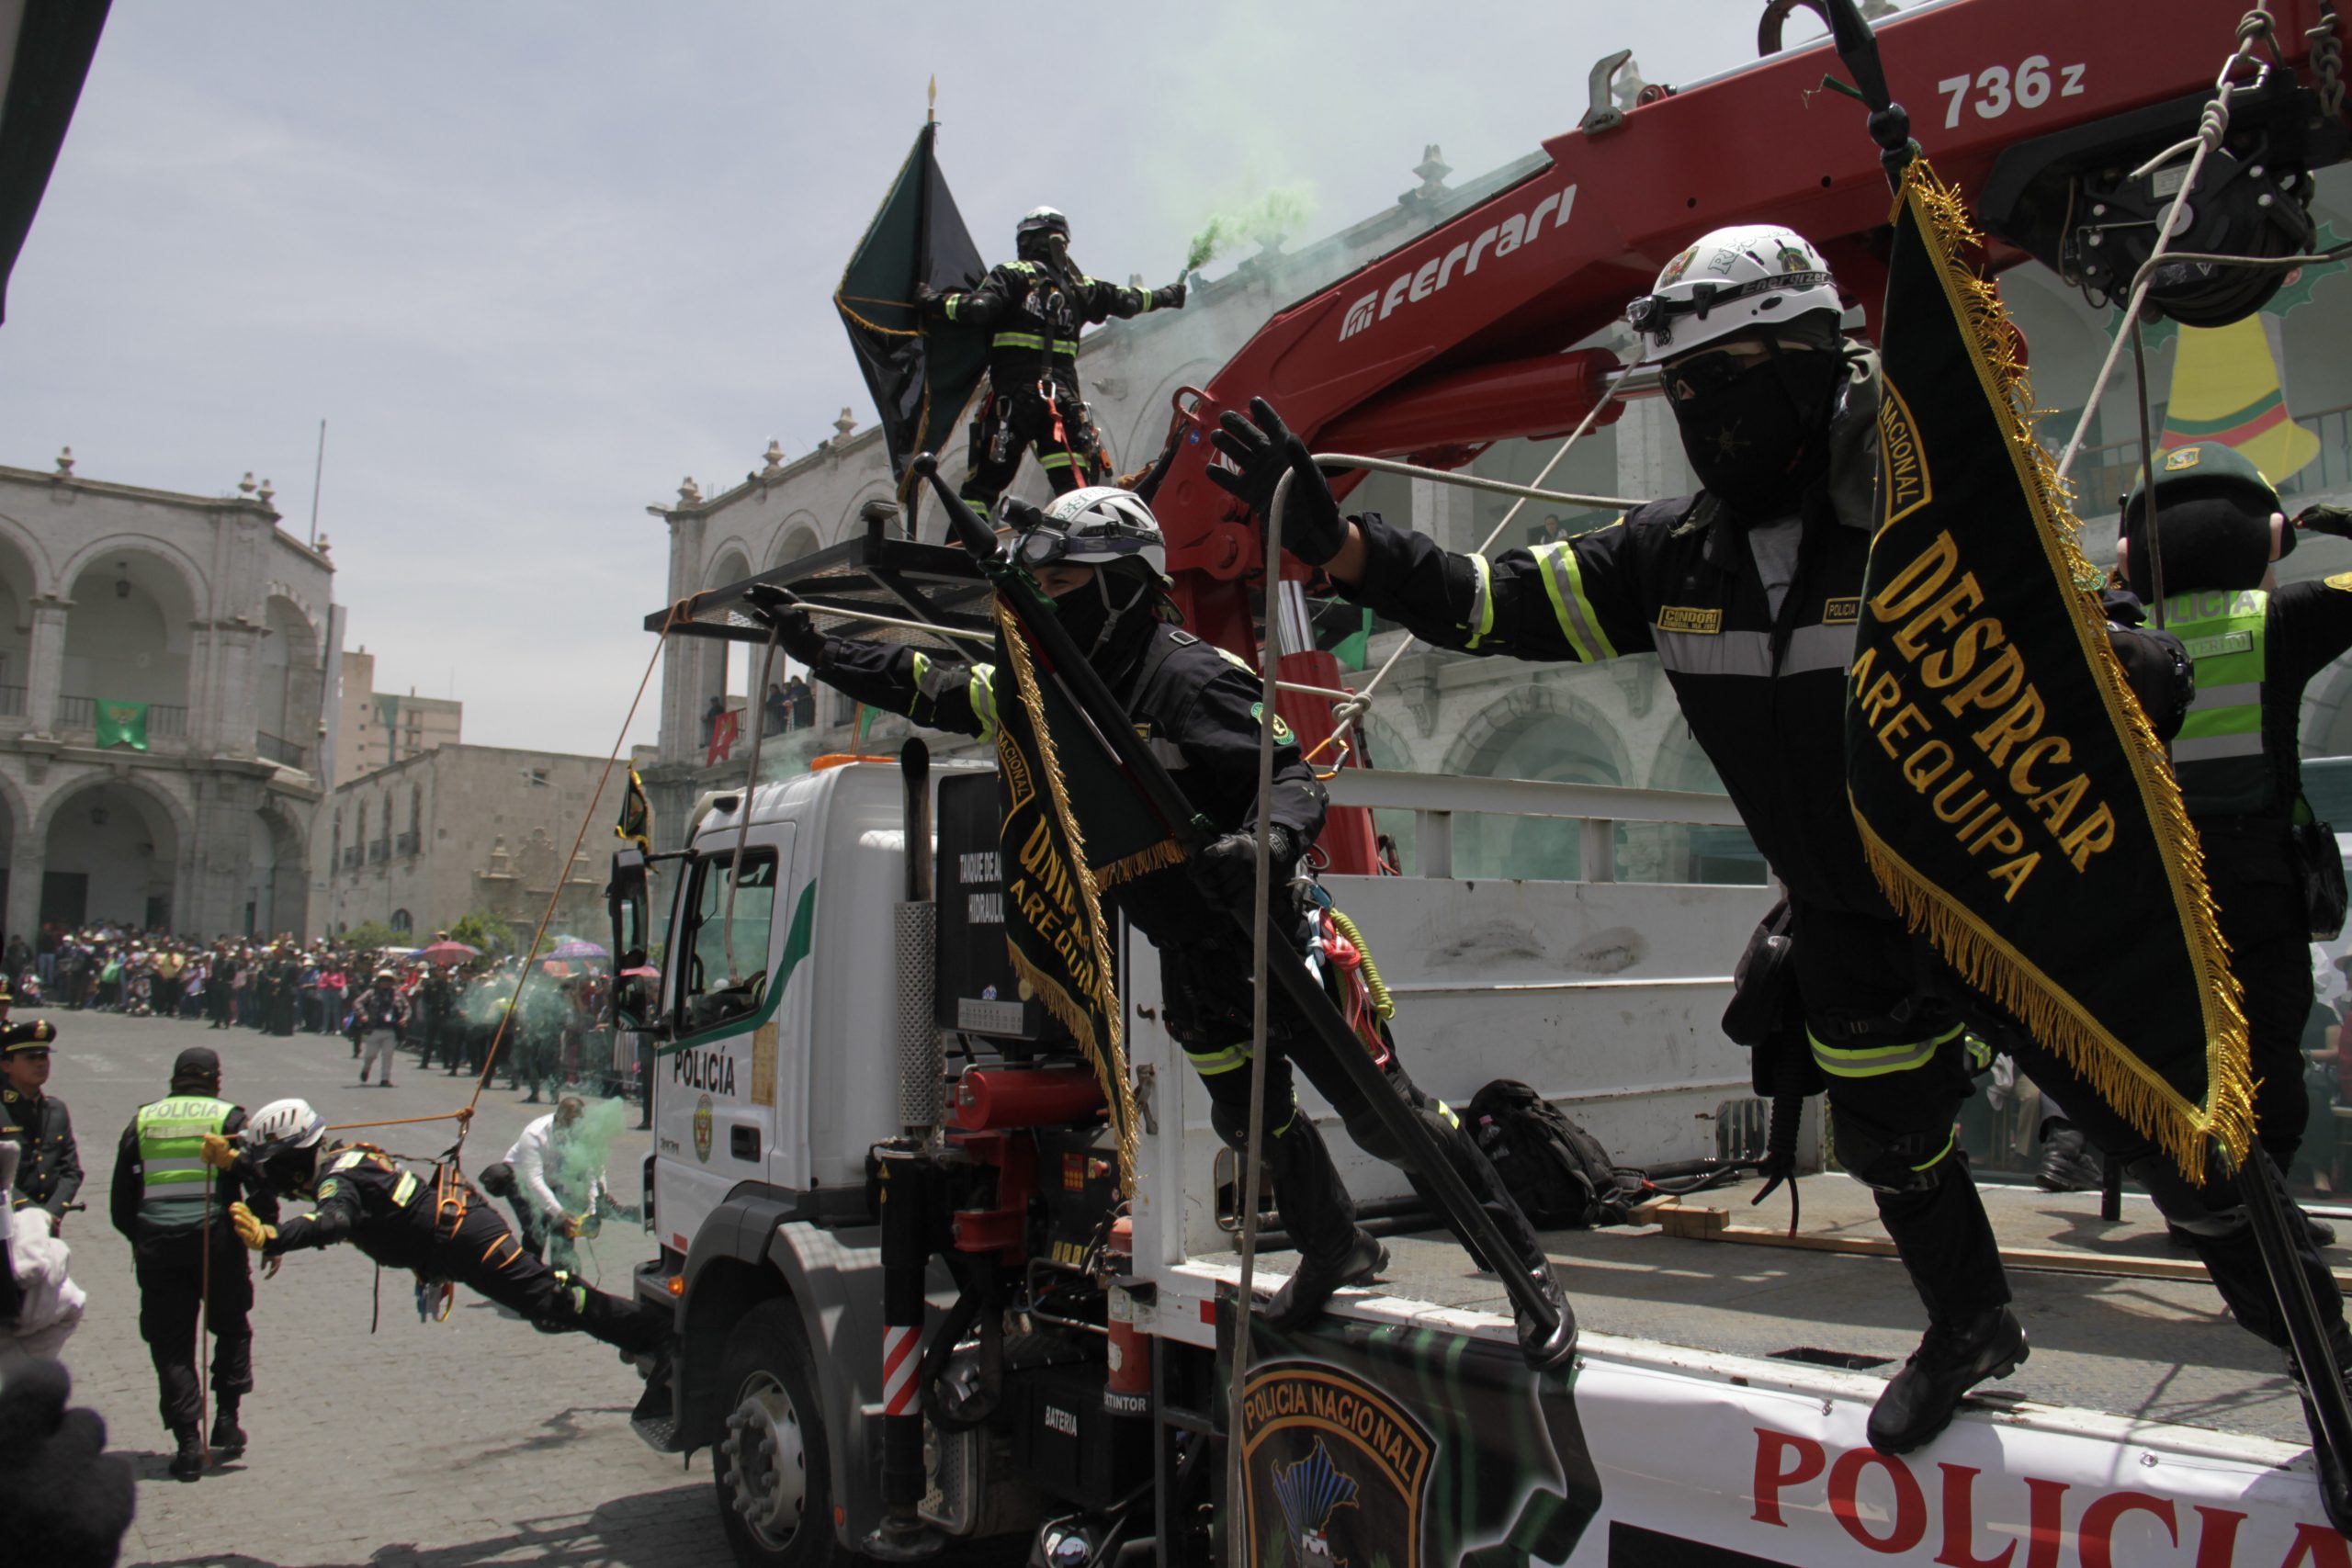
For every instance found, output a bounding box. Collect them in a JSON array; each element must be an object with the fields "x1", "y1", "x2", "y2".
[{"x1": 337, "y1": 647, "x2": 462, "y2": 780}]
